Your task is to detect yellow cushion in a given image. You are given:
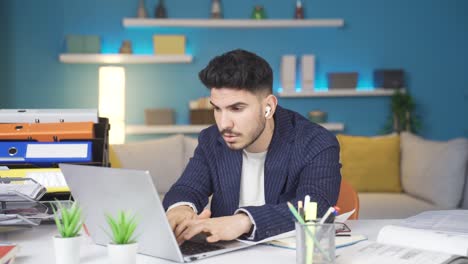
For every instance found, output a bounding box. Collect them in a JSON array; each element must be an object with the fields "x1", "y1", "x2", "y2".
[
  {"x1": 109, "y1": 145, "x2": 122, "y2": 168},
  {"x1": 337, "y1": 134, "x2": 402, "y2": 192}
]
